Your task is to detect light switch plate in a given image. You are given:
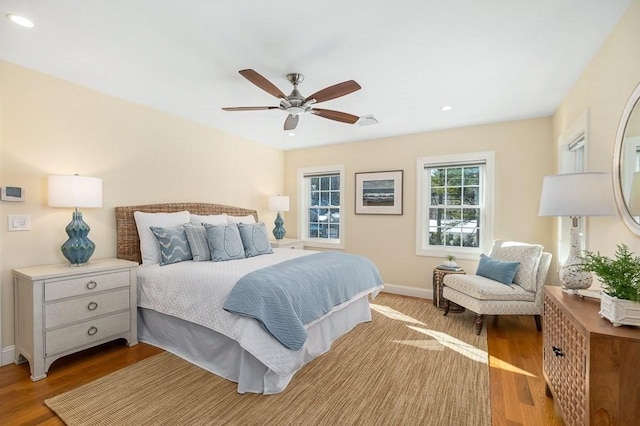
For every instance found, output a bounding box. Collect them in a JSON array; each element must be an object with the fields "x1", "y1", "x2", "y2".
[{"x1": 8, "y1": 215, "x2": 31, "y2": 231}]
